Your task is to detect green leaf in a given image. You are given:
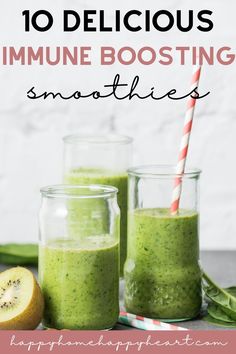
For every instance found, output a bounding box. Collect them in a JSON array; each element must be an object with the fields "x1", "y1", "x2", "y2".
[
  {"x1": 203, "y1": 272, "x2": 236, "y2": 321},
  {"x1": 225, "y1": 287, "x2": 236, "y2": 298},
  {"x1": 0, "y1": 244, "x2": 38, "y2": 265},
  {"x1": 203, "y1": 314, "x2": 236, "y2": 328},
  {"x1": 208, "y1": 303, "x2": 236, "y2": 323},
  {"x1": 203, "y1": 272, "x2": 236, "y2": 309},
  {"x1": 0, "y1": 243, "x2": 38, "y2": 257}
]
